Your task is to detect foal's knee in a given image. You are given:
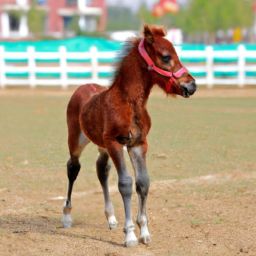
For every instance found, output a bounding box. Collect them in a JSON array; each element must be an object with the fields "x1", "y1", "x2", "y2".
[
  {"x1": 67, "y1": 158, "x2": 81, "y2": 182},
  {"x1": 136, "y1": 172, "x2": 150, "y2": 198},
  {"x1": 118, "y1": 176, "x2": 133, "y2": 198}
]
